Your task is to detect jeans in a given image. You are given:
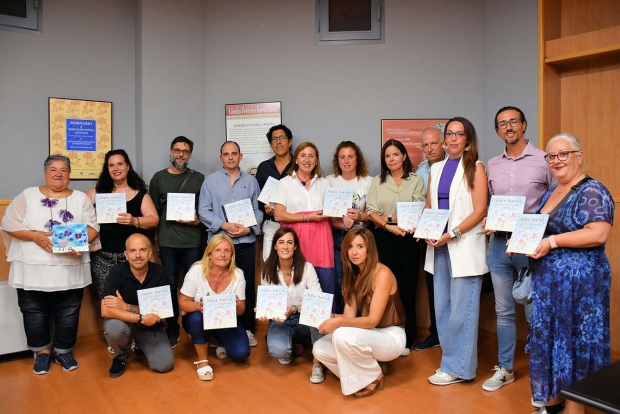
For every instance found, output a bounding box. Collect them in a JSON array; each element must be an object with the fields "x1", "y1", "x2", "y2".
[
  {"x1": 234, "y1": 242, "x2": 256, "y2": 333},
  {"x1": 16, "y1": 288, "x2": 84, "y2": 353},
  {"x1": 487, "y1": 235, "x2": 530, "y2": 371},
  {"x1": 332, "y1": 230, "x2": 346, "y2": 314},
  {"x1": 158, "y1": 246, "x2": 202, "y2": 336},
  {"x1": 433, "y1": 245, "x2": 482, "y2": 380},
  {"x1": 182, "y1": 311, "x2": 250, "y2": 362},
  {"x1": 267, "y1": 313, "x2": 322, "y2": 360}
]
